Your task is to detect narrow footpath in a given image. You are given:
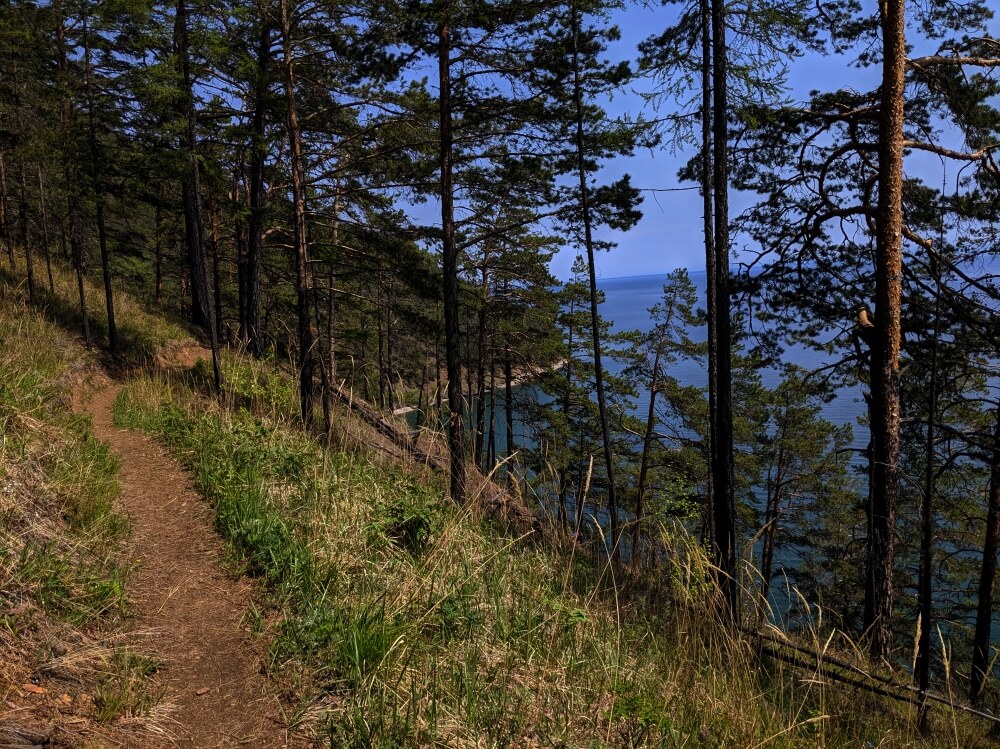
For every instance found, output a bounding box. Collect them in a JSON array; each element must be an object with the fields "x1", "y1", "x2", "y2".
[{"x1": 86, "y1": 381, "x2": 302, "y2": 748}]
